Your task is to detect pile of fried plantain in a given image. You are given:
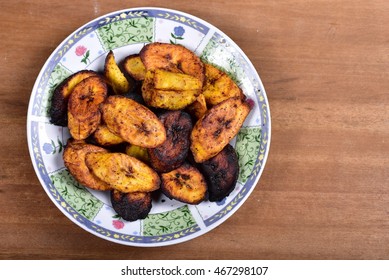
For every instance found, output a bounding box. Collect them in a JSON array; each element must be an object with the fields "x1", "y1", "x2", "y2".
[{"x1": 49, "y1": 42, "x2": 253, "y2": 222}]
